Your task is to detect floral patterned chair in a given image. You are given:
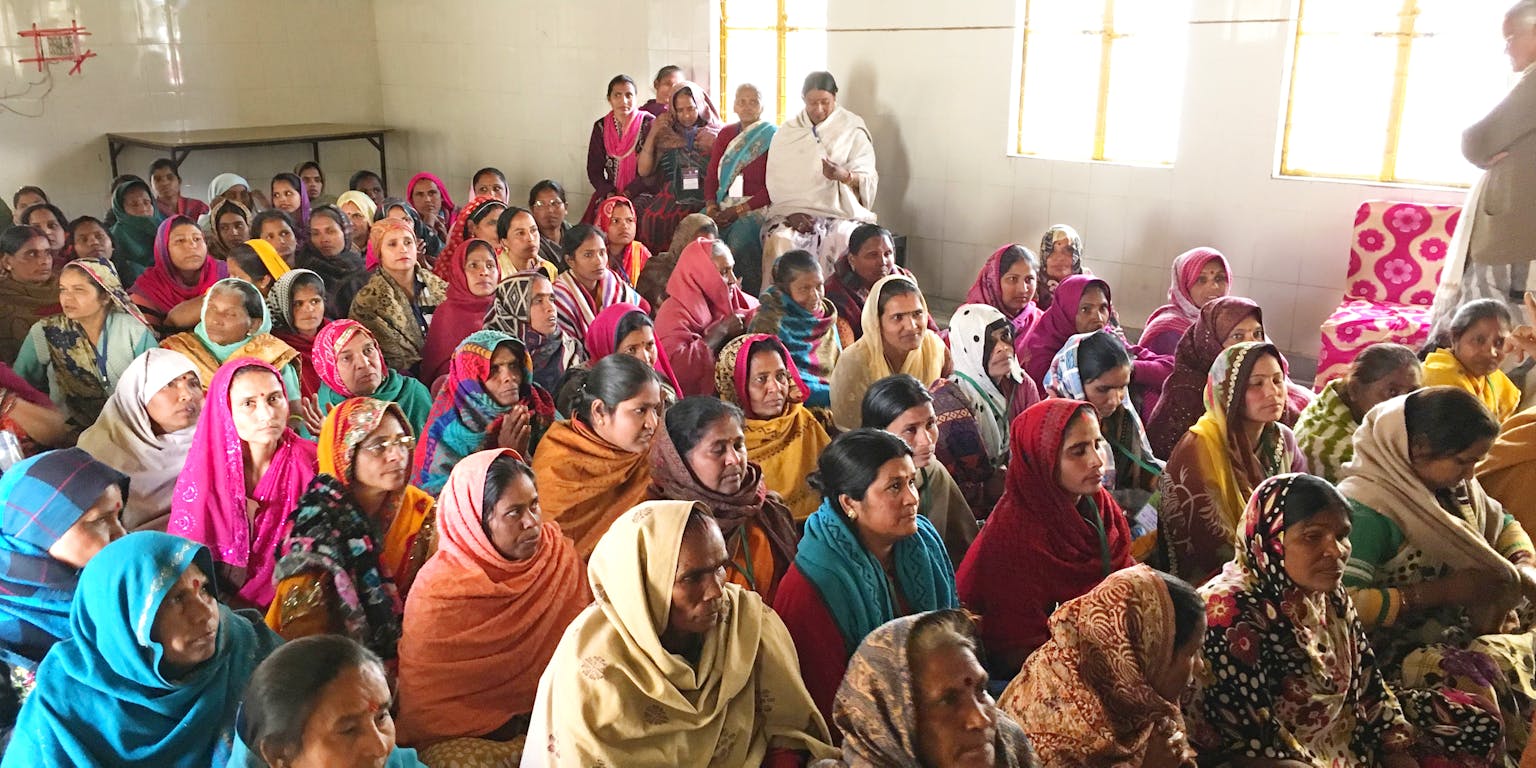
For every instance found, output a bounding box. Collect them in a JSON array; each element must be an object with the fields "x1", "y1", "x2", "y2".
[{"x1": 1315, "y1": 201, "x2": 1459, "y2": 390}]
